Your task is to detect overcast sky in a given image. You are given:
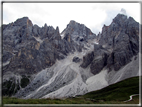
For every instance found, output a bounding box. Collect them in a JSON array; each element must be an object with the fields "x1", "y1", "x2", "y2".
[{"x1": 2, "y1": 2, "x2": 141, "y2": 34}]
